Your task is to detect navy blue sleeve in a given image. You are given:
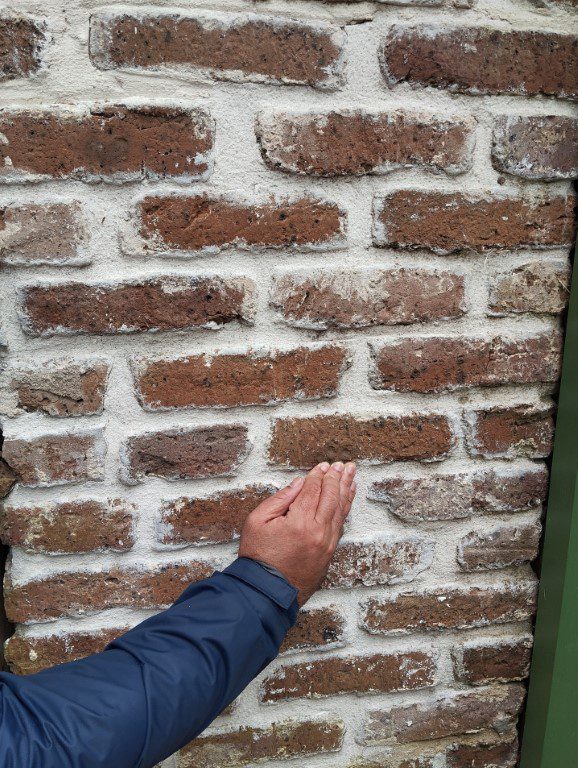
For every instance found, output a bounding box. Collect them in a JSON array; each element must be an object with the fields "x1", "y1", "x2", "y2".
[{"x1": 0, "y1": 558, "x2": 298, "y2": 768}]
